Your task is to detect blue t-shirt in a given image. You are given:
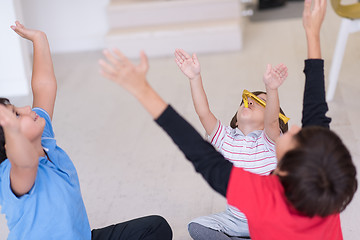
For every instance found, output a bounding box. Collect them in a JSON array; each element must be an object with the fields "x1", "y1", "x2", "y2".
[{"x1": 0, "y1": 108, "x2": 91, "y2": 240}]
